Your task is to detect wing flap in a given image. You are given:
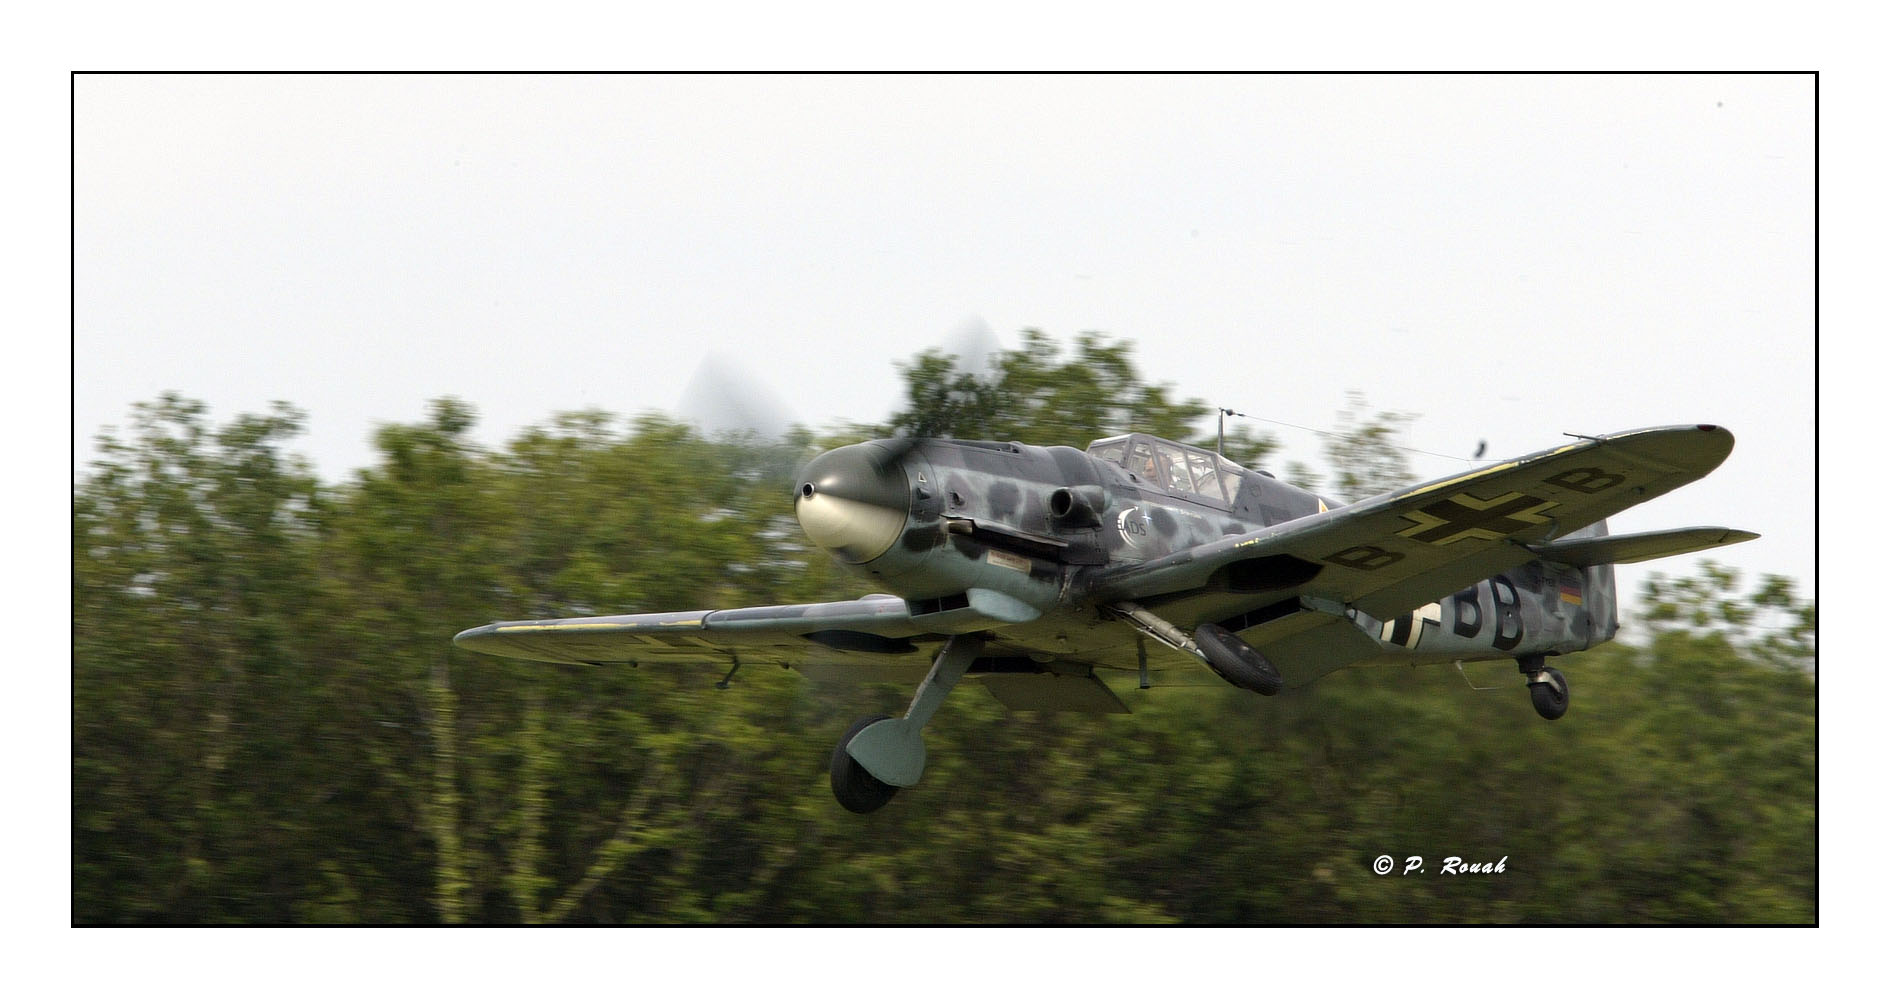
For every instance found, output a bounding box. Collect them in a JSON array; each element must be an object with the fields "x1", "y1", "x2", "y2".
[
  {"x1": 978, "y1": 673, "x2": 1131, "y2": 713},
  {"x1": 1205, "y1": 595, "x2": 1387, "y2": 688},
  {"x1": 1259, "y1": 617, "x2": 1388, "y2": 688}
]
